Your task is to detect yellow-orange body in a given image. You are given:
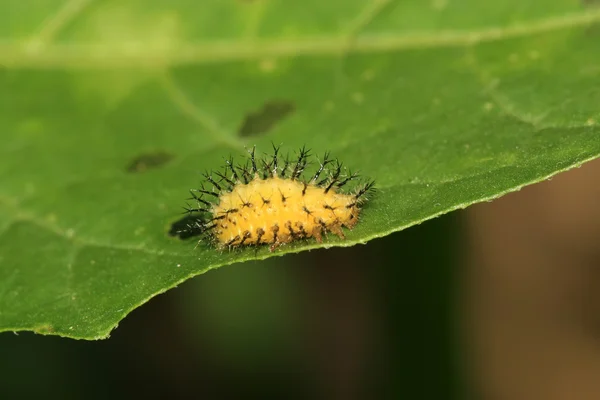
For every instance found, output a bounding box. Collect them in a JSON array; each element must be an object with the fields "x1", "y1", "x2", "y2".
[{"x1": 212, "y1": 176, "x2": 360, "y2": 248}]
